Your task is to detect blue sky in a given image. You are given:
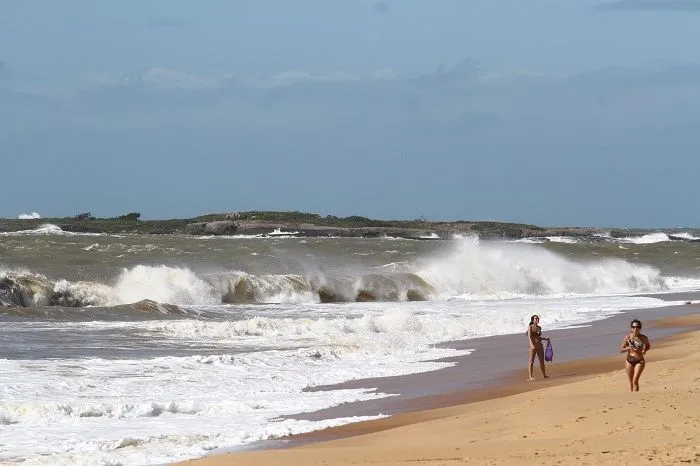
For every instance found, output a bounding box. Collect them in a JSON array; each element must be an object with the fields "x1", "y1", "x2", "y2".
[{"x1": 2, "y1": 0, "x2": 700, "y2": 227}]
